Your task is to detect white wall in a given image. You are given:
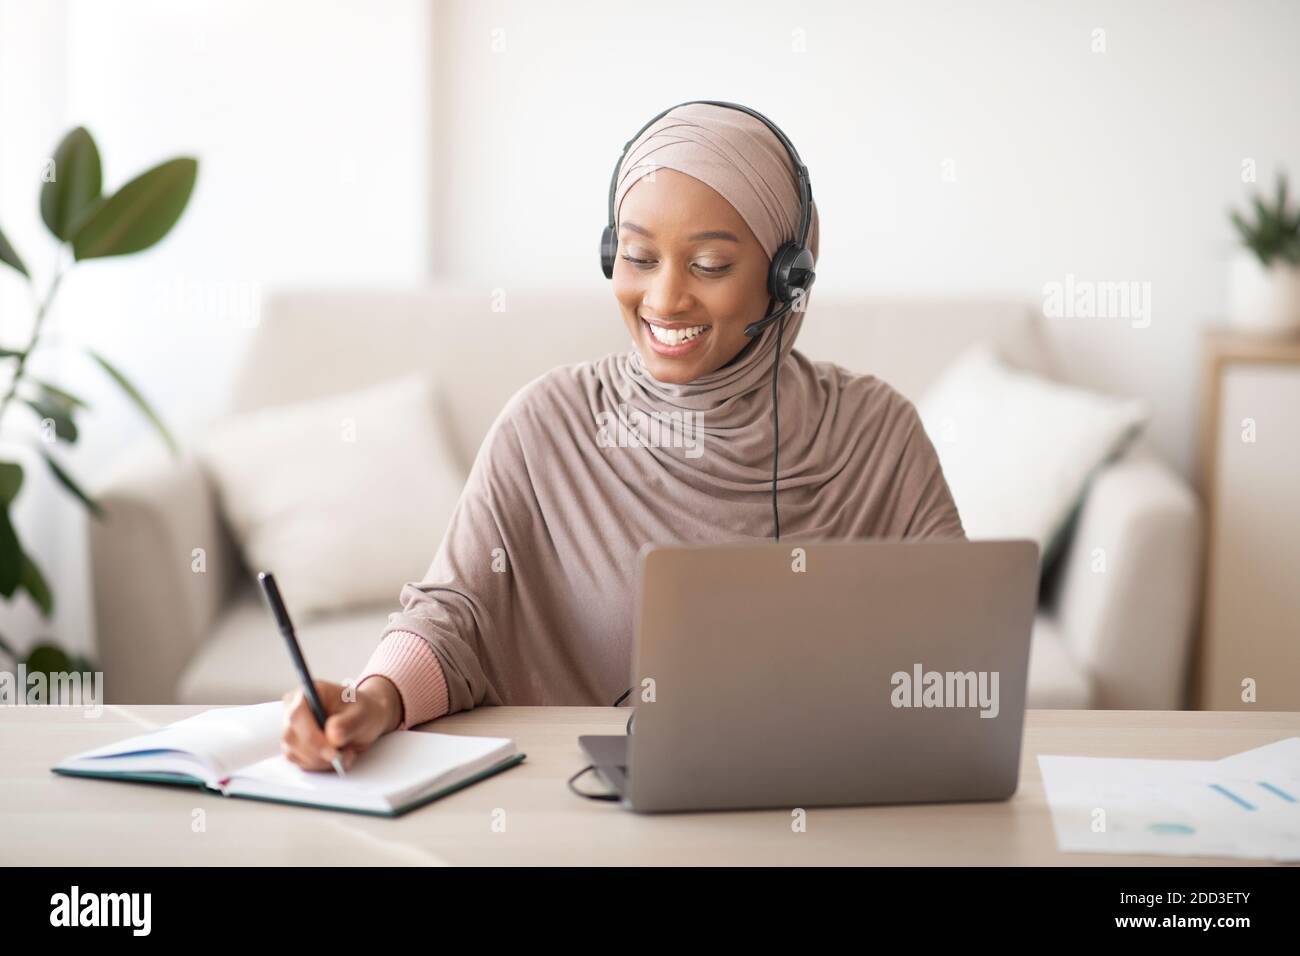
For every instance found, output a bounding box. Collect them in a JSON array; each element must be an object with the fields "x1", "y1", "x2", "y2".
[
  {"x1": 0, "y1": 0, "x2": 432, "y2": 657},
  {"x1": 429, "y1": 0, "x2": 1300, "y2": 483}
]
